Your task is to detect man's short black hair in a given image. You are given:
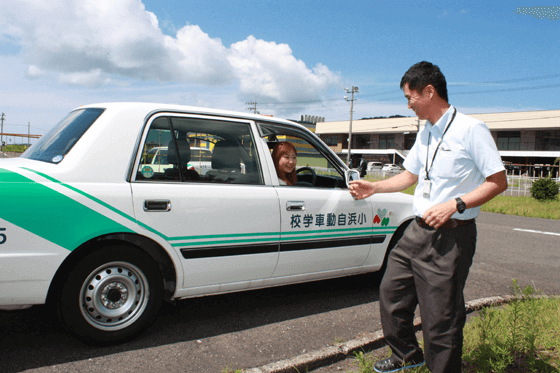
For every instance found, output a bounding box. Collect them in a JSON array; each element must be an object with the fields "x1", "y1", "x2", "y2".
[{"x1": 400, "y1": 61, "x2": 449, "y2": 103}]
